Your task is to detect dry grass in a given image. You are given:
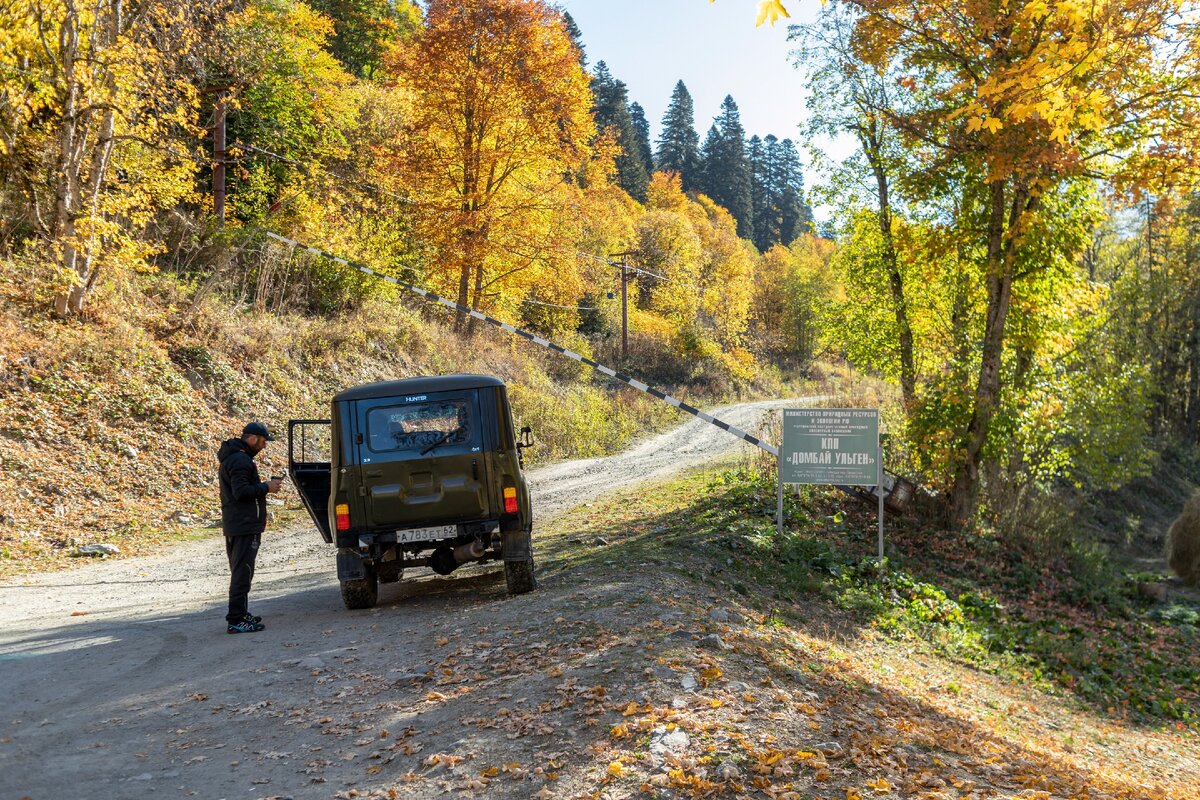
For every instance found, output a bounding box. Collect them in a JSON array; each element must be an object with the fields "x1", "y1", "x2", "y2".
[{"x1": 0, "y1": 260, "x2": 760, "y2": 575}]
